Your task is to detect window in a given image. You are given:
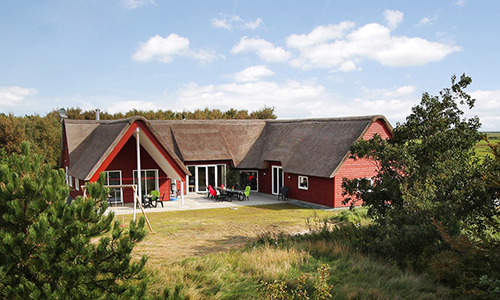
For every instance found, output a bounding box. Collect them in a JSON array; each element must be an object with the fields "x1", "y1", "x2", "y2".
[
  {"x1": 298, "y1": 176, "x2": 308, "y2": 190},
  {"x1": 133, "y1": 169, "x2": 159, "y2": 198},
  {"x1": 75, "y1": 178, "x2": 80, "y2": 191},
  {"x1": 105, "y1": 171, "x2": 123, "y2": 203},
  {"x1": 356, "y1": 178, "x2": 373, "y2": 192},
  {"x1": 186, "y1": 164, "x2": 226, "y2": 193},
  {"x1": 239, "y1": 171, "x2": 258, "y2": 191},
  {"x1": 69, "y1": 175, "x2": 73, "y2": 188}
]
